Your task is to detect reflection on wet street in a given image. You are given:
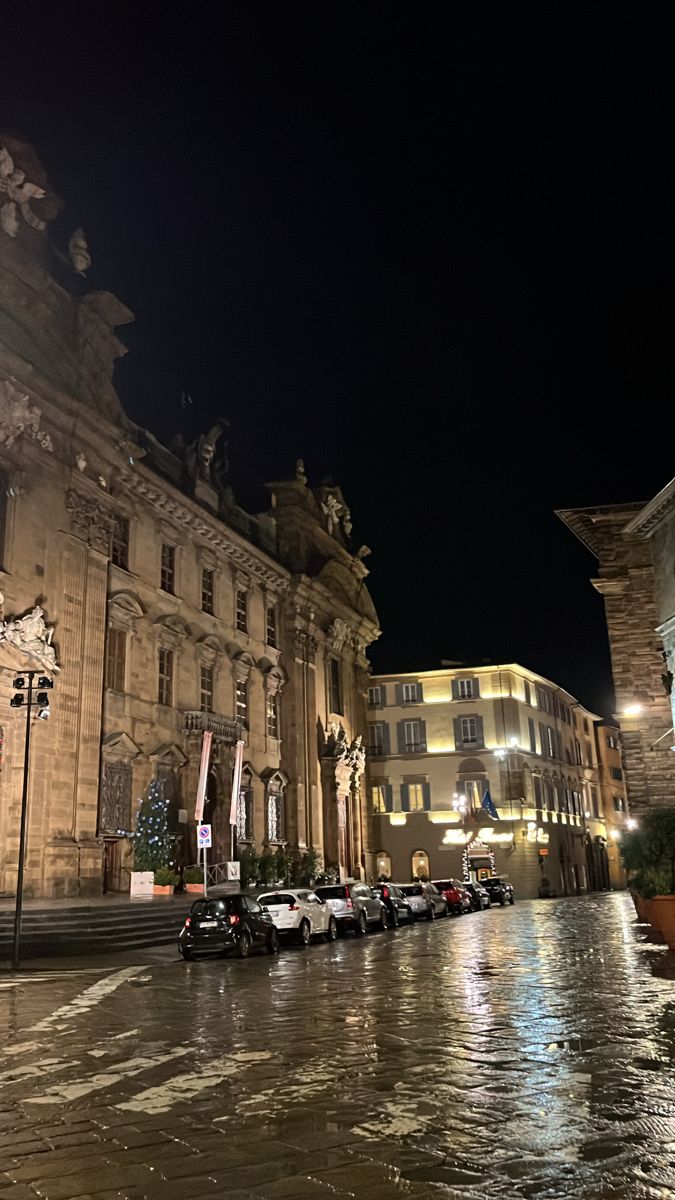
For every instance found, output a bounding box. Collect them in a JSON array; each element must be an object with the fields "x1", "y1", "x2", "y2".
[{"x1": 1, "y1": 893, "x2": 675, "y2": 1198}]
